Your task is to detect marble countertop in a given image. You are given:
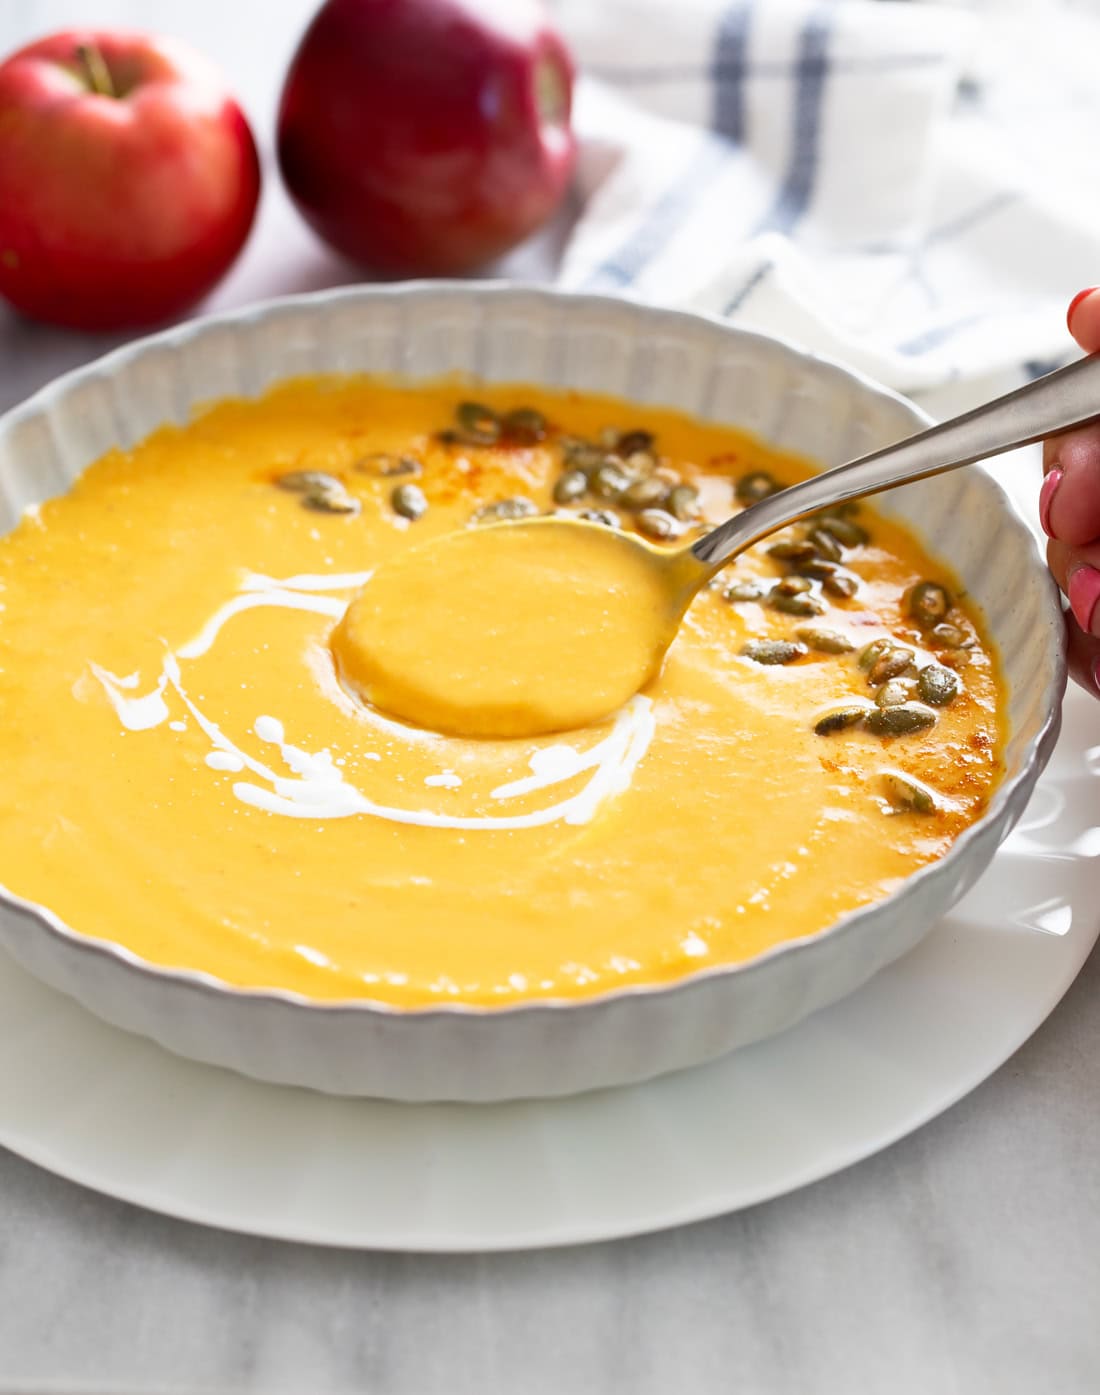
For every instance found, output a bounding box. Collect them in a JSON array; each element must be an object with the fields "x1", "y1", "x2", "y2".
[{"x1": 2, "y1": 3, "x2": 1100, "y2": 1392}]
